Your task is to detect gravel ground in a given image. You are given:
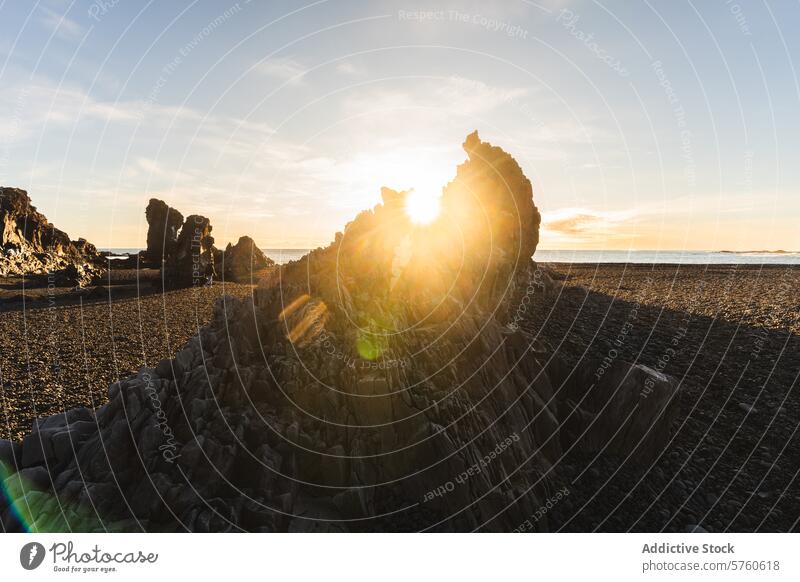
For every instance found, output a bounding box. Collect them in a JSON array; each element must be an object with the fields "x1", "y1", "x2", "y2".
[
  {"x1": 523, "y1": 263, "x2": 800, "y2": 532},
  {"x1": 2, "y1": 262, "x2": 798, "y2": 532},
  {"x1": 0, "y1": 276, "x2": 254, "y2": 440}
]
